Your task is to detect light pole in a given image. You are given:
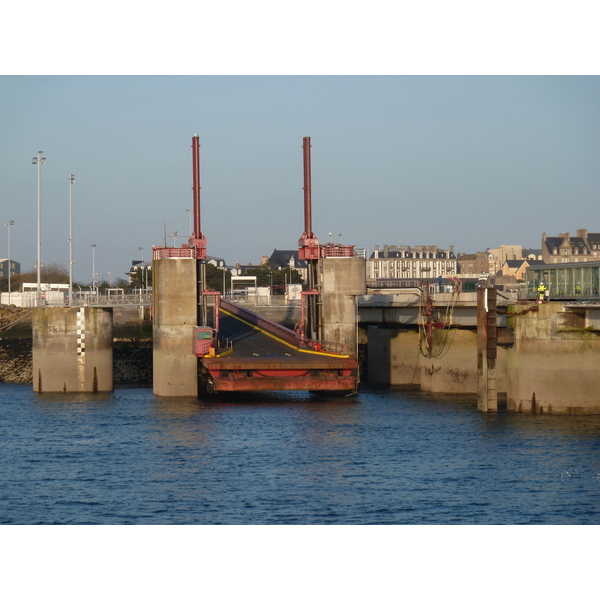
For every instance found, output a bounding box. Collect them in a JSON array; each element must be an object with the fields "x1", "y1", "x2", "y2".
[
  {"x1": 171, "y1": 231, "x2": 179, "y2": 247},
  {"x1": 32, "y1": 150, "x2": 46, "y2": 306},
  {"x1": 91, "y1": 244, "x2": 97, "y2": 293},
  {"x1": 5, "y1": 221, "x2": 14, "y2": 304},
  {"x1": 186, "y1": 209, "x2": 192, "y2": 236},
  {"x1": 139, "y1": 247, "x2": 145, "y2": 290},
  {"x1": 69, "y1": 174, "x2": 75, "y2": 306}
]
